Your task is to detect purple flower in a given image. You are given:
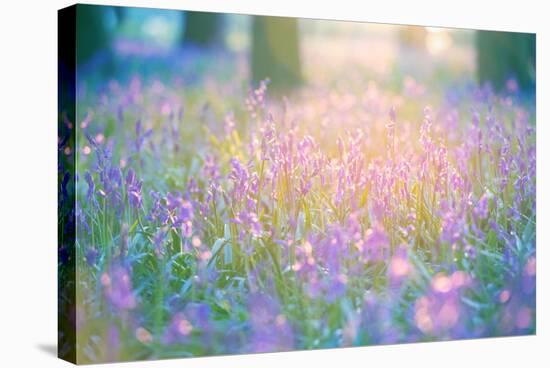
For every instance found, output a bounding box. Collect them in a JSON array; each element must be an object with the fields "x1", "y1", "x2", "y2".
[
  {"x1": 335, "y1": 166, "x2": 346, "y2": 205},
  {"x1": 76, "y1": 205, "x2": 90, "y2": 234},
  {"x1": 162, "y1": 192, "x2": 194, "y2": 236},
  {"x1": 179, "y1": 200, "x2": 194, "y2": 238},
  {"x1": 84, "y1": 171, "x2": 95, "y2": 202},
  {"x1": 152, "y1": 229, "x2": 166, "y2": 257},
  {"x1": 260, "y1": 116, "x2": 277, "y2": 161},
  {"x1": 147, "y1": 190, "x2": 162, "y2": 222},
  {"x1": 358, "y1": 294, "x2": 399, "y2": 344},
  {"x1": 229, "y1": 157, "x2": 250, "y2": 202},
  {"x1": 224, "y1": 112, "x2": 236, "y2": 137},
  {"x1": 414, "y1": 272, "x2": 471, "y2": 337},
  {"x1": 161, "y1": 303, "x2": 211, "y2": 345},
  {"x1": 101, "y1": 265, "x2": 137, "y2": 310},
  {"x1": 439, "y1": 202, "x2": 465, "y2": 245},
  {"x1": 248, "y1": 292, "x2": 293, "y2": 353},
  {"x1": 361, "y1": 225, "x2": 390, "y2": 261},
  {"x1": 245, "y1": 79, "x2": 270, "y2": 118},
  {"x1": 85, "y1": 247, "x2": 98, "y2": 266},
  {"x1": 291, "y1": 240, "x2": 316, "y2": 279},
  {"x1": 473, "y1": 193, "x2": 490, "y2": 220},
  {"x1": 506, "y1": 78, "x2": 519, "y2": 93},
  {"x1": 134, "y1": 119, "x2": 153, "y2": 154},
  {"x1": 420, "y1": 106, "x2": 433, "y2": 152},
  {"x1": 497, "y1": 256, "x2": 536, "y2": 334},
  {"x1": 125, "y1": 168, "x2": 142, "y2": 209},
  {"x1": 232, "y1": 211, "x2": 262, "y2": 240},
  {"x1": 388, "y1": 245, "x2": 411, "y2": 287},
  {"x1": 386, "y1": 107, "x2": 397, "y2": 159},
  {"x1": 203, "y1": 154, "x2": 220, "y2": 181},
  {"x1": 185, "y1": 303, "x2": 211, "y2": 332},
  {"x1": 463, "y1": 244, "x2": 477, "y2": 260},
  {"x1": 325, "y1": 273, "x2": 348, "y2": 302},
  {"x1": 162, "y1": 313, "x2": 193, "y2": 345},
  {"x1": 97, "y1": 162, "x2": 123, "y2": 210},
  {"x1": 299, "y1": 176, "x2": 312, "y2": 197}
]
